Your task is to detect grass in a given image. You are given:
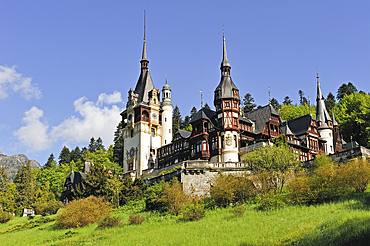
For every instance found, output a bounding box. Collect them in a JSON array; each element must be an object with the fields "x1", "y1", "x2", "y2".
[{"x1": 1, "y1": 194, "x2": 370, "y2": 245}]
